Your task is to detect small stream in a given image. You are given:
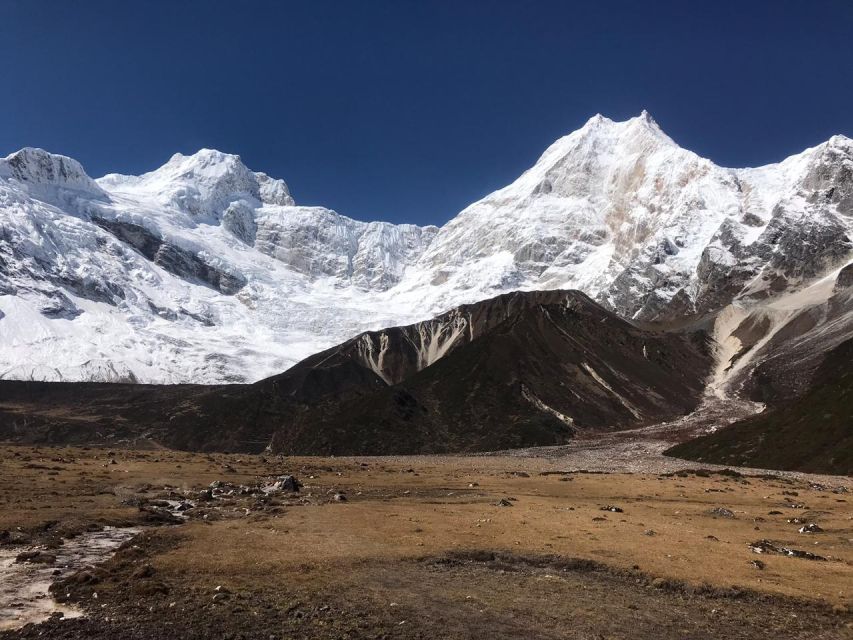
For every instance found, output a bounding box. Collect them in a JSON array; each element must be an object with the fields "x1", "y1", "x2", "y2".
[{"x1": 0, "y1": 527, "x2": 140, "y2": 631}]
